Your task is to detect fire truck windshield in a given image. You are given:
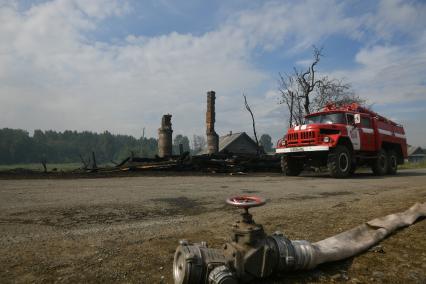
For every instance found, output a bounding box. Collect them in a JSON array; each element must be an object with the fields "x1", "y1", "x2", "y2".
[{"x1": 305, "y1": 113, "x2": 345, "y2": 124}]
